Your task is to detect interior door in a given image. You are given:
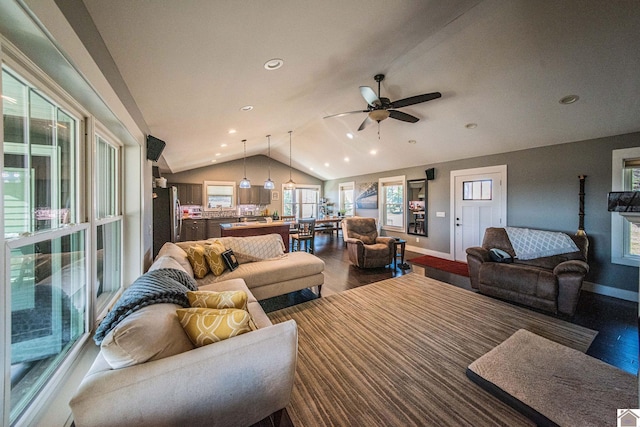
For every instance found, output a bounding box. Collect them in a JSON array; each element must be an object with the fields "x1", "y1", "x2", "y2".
[{"x1": 453, "y1": 167, "x2": 506, "y2": 261}]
